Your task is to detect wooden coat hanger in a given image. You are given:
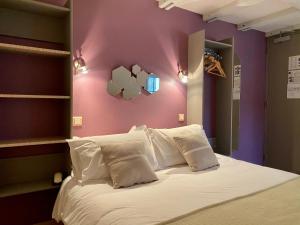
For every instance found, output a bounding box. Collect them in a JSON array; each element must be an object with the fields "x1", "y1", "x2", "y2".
[
  {"x1": 208, "y1": 61, "x2": 226, "y2": 77},
  {"x1": 204, "y1": 55, "x2": 226, "y2": 78}
]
